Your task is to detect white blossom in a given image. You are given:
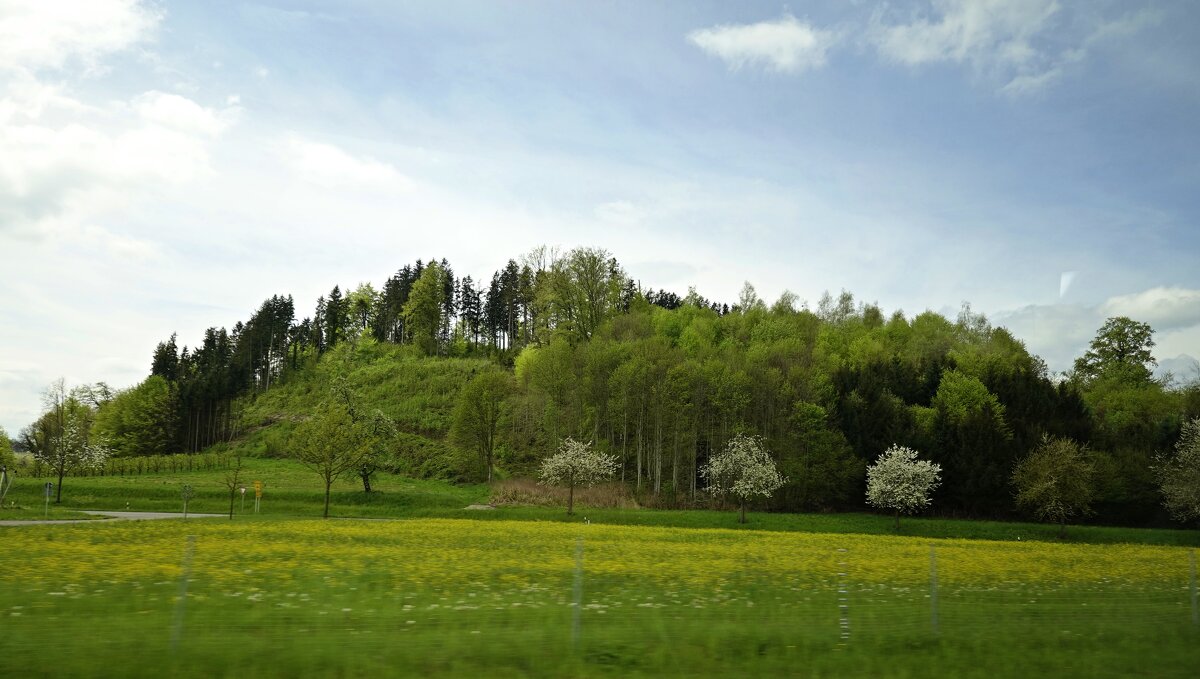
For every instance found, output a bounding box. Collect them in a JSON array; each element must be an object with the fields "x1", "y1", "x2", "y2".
[
  {"x1": 865, "y1": 444, "x2": 941, "y2": 527},
  {"x1": 701, "y1": 434, "x2": 786, "y2": 522},
  {"x1": 1156, "y1": 417, "x2": 1200, "y2": 524},
  {"x1": 539, "y1": 438, "x2": 618, "y2": 514}
]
